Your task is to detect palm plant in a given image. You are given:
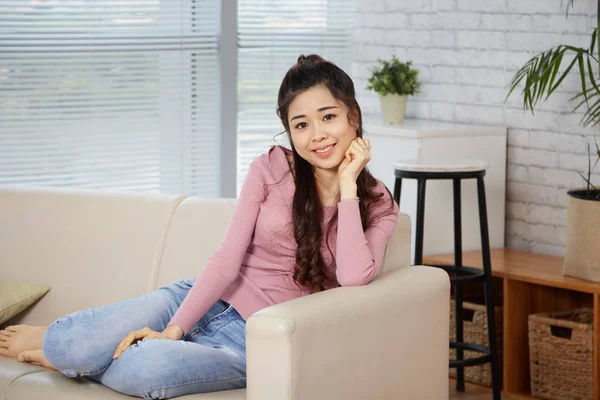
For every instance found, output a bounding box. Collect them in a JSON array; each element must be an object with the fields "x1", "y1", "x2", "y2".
[{"x1": 506, "y1": 0, "x2": 600, "y2": 198}]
